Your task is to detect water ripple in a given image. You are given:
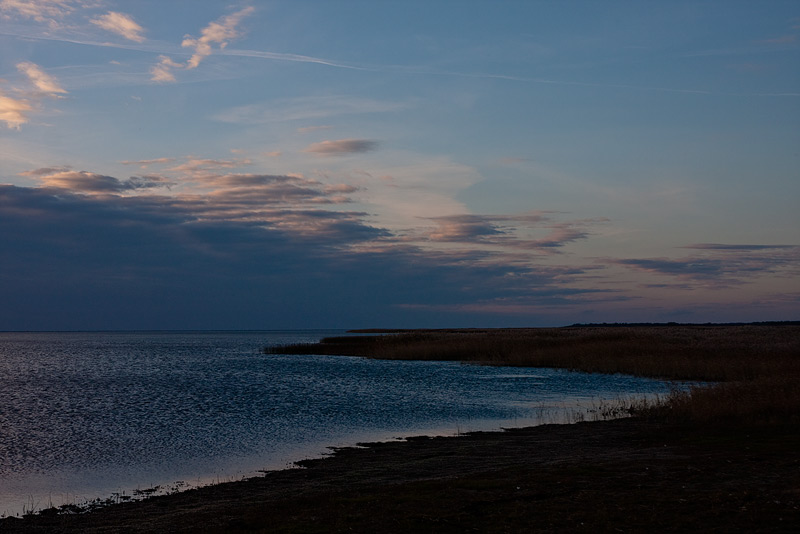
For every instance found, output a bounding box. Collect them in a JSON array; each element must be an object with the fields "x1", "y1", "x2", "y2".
[{"x1": 0, "y1": 331, "x2": 676, "y2": 516}]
